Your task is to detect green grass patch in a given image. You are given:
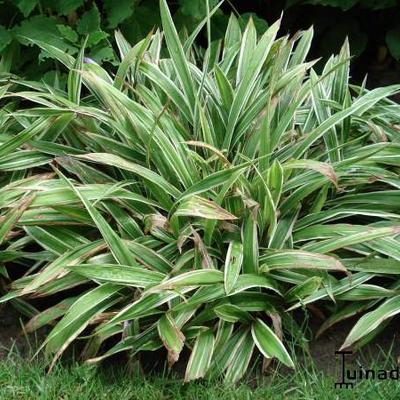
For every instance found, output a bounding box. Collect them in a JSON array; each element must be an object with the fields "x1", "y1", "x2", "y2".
[{"x1": 0, "y1": 351, "x2": 399, "y2": 400}]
